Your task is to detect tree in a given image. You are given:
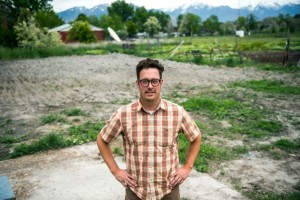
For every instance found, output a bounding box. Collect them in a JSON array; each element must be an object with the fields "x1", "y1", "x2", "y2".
[
  {"x1": 126, "y1": 20, "x2": 138, "y2": 38},
  {"x1": 0, "y1": 0, "x2": 54, "y2": 47},
  {"x1": 144, "y1": 16, "x2": 161, "y2": 38},
  {"x1": 17, "y1": 8, "x2": 32, "y2": 24},
  {"x1": 278, "y1": 13, "x2": 292, "y2": 32},
  {"x1": 107, "y1": 0, "x2": 134, "y2": 22},
  {"x1": 75, "y1": 13, "x2": 88, "y2": 22},
  {"x1": 260, "y1": 17, "x2": 279, "y2": 33},
  {"x1": 68, "y1": 21, "x2": 97, "y2": 43},
  {"x1": 149, "y1": 10, "x2": 171, "y2": 32},
  {"x1": 132, "y1": 6, "x2": 149, "y2": 32},
  {"x1": 14, "y1": 16, "x2": 62, "y2": 49},
  {"x1": 177, "y1": 14, "x2": 184, "y2": 29},
  {"x1": 11, "y1": 0, "x2": 52, "y2": 14},
  {"x1": 34, "y1": 10, "x2": 64, "y2": 29},
  {"x1": 203, "y1": 15, "x2": 220, "y2": 35},
  {"x1": 219, "y1": 22, "x2": 235, "y2": 35},
  {"x1": 246, "y1": 14, "x2": 258, "y2": 33},
  {"x1": 99, "y1": 14, "x2": 125, "y2": 40},
  {"x1": 236, "y1": 16, "x2": 247, "y2": 30},
  {"x1": 179, "y1": 13, "x2": 201, "y2": 36},
  {"x1": 88, "y1": 15, "x2": 101, "y2": 27}
]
